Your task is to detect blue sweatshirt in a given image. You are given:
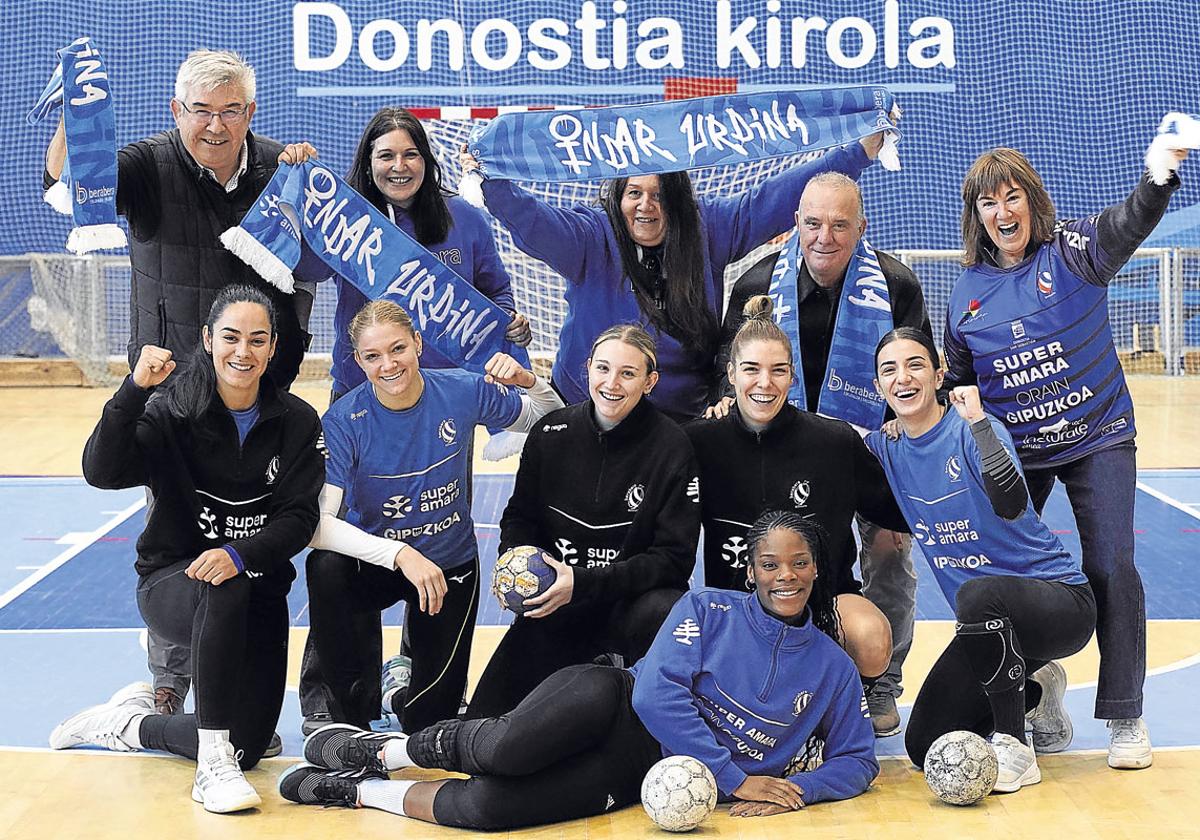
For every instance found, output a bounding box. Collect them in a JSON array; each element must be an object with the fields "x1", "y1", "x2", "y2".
[
  {"x1": 866, "y1": 409, "x2": 1086, "y2": 606},
  {"x1": 630, "y1": 588, "x2": 878, "y2": 805},
  {"x1": 481, "y1": 144, "x2": 873, "y2": 418},
  {"x1": 331, "y1": 196, "x2": 516, "y2": 394},
  {"x1": 943, "y1": 174, "x2": 1178, "y2": 468},
  {"x1": 321, "y1": 368, "x2": 521, "y2": 569}
]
